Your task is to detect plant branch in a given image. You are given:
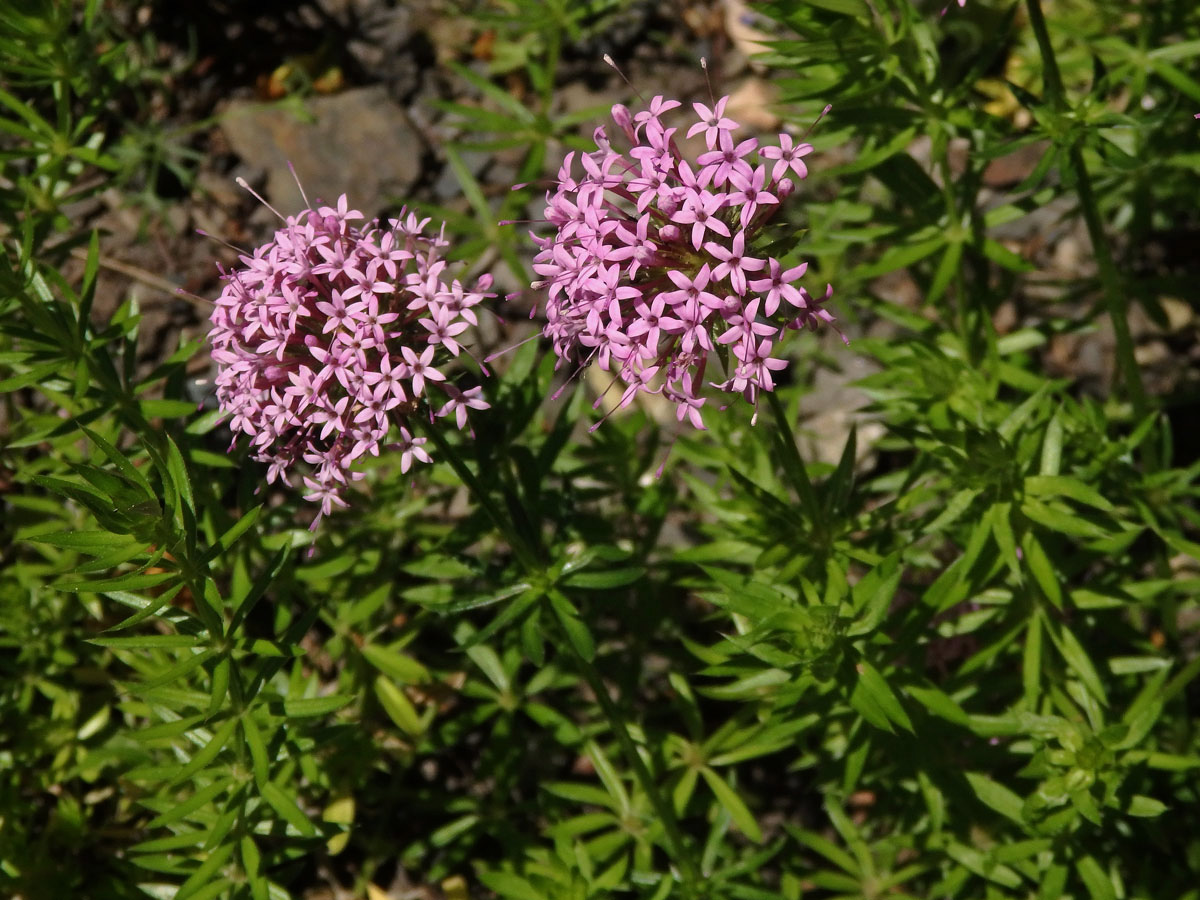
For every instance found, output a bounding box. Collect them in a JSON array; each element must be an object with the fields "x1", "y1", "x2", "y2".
[
  {"x1": 549, "y1": 589, "x2": 701, "y2": 897},
  {"x1": 420, "y1": 419, "x2": 541, "y2": 571},
  {"x1": 1025, "y1": 0, "x2": 1150, "y2": 432}
]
